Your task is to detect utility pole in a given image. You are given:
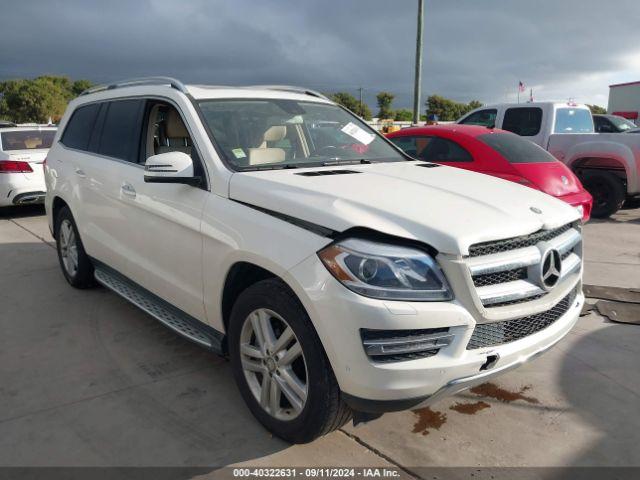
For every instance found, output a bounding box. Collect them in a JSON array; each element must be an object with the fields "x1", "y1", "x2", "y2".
[
  {"x1": 358, "y1": 87, "x2": 364, "y2": 117},
  {"x1": 412, "y1": 0, "x2": 424, "y2": 124}
]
